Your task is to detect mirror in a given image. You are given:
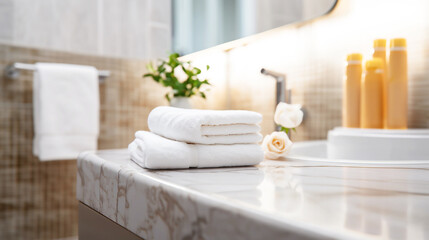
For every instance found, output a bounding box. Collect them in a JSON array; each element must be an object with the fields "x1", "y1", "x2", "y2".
[{"x1": 173, "y1": 0, "x2": 337, "y2": 55}]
